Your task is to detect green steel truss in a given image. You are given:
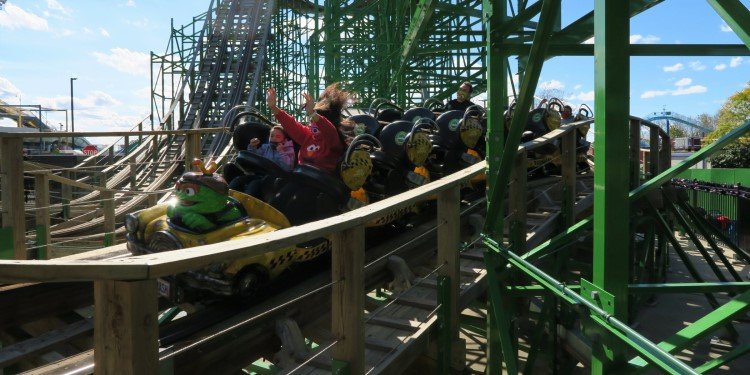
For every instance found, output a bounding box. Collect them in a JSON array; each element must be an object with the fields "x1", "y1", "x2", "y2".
[
  {"x1": 151, "y1": 0, "x2": 488, "y2": 120},
  {"x1": 482, "y1": 1, "x2": 750, "y2": 374},
  {"x1": 147, "y1": 0, "x2": 750, "y2": 373}
]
